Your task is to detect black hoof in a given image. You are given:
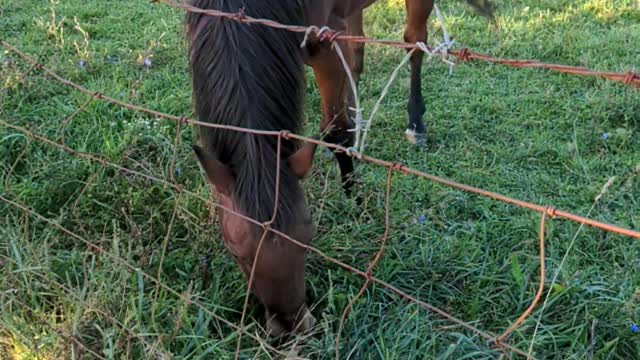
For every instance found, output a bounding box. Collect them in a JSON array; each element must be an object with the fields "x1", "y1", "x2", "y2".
[{"x1": 405, "y1": 129, "x2": 427, "y2": 147}]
